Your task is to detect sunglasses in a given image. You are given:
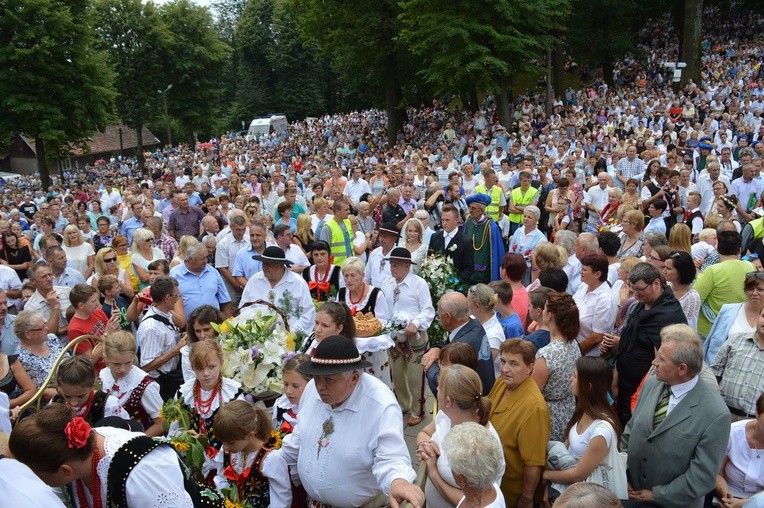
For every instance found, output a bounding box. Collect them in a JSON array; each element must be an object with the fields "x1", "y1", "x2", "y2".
[
  {"x1": 745, "y1": 272, "x2": 764, "y2": 280},
  {"x1": 104, "y1": 257, "x2": 117, "y2": 263}
]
